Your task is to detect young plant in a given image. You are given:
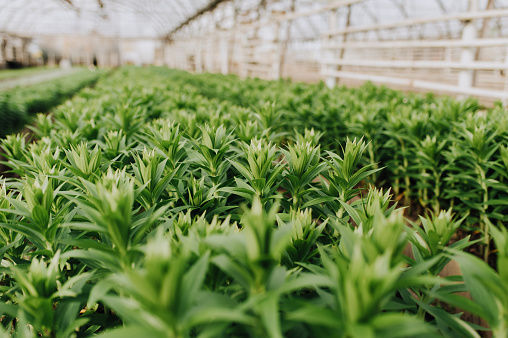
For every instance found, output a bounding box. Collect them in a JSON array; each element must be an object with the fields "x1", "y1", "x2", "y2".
[
  {"x1": 281, "y1": 141, "x2": 327, "y2": 210},
  {"x1": 345, "y1": 108, "x2": 384, "y2": 183},
  {"x1": 131, "y1": 147, "x2": 180, "y2": 209},
  {"x1": 253, "y1": 101, "x2": 282, "y2": 131},
  {"x1": 277, "y1": 208, "x2": 327, "y2": 268},
  {"x1": 407, "y1": 209, "x2": 468, "y2": 267},
  {"x1": 146, "y1": 120, "x2": 187, "y2": 170},
  {"x1": 1, "y1": 133, "x2": 28, "y2": 163},
  {"x1": 28, "y1": 113, "x2": 54, "y2": 139},
  {"x1": 187, "y1": 124, "x2": 234, "y2": 185},
  {"x1": 24, "y1": 142, "x2": 62, "y2": 177},
  {"x1": 64, "y1": 168, "x2": 166, "y2": 270},
  {"x1": 452, "y1": 248, "x2": 508, "y2": 337},
  {"x1": 322, "y1": 137, "x2": 381, "y2": 221},
  {"x1": 445, "y1": 119, "x2": 500, "y2": 261},
  {"x1": 206, "y1": 199, "x2": 327, "y2": 337},
  {"x1": 3, "y1": 253, "x2": 93, "y2": 338},
  {"x1": 63, "y1": 142, "x2": 103, "y2": 182},
  {"x1": 297, "y1": 206, "x2": 434, "y2": 338},
  {"x1": 95, "y1": 129, "x2": 133, "y2": 163},
  {"x1": 0, "y1": 180, "x2": 26, "y2": 260},
  {"x1": 0, "y1": 175, "x2": 72, "y2": 257},
  {"x1": 414, "y1": 135, "x2": 447, "y2": 212},
  {"x1": 88, "y1": 233, "x2": 251, "y2": 338},
  {"x1": 227, "y1": 138, "x2": 285, "y2": 207}
]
